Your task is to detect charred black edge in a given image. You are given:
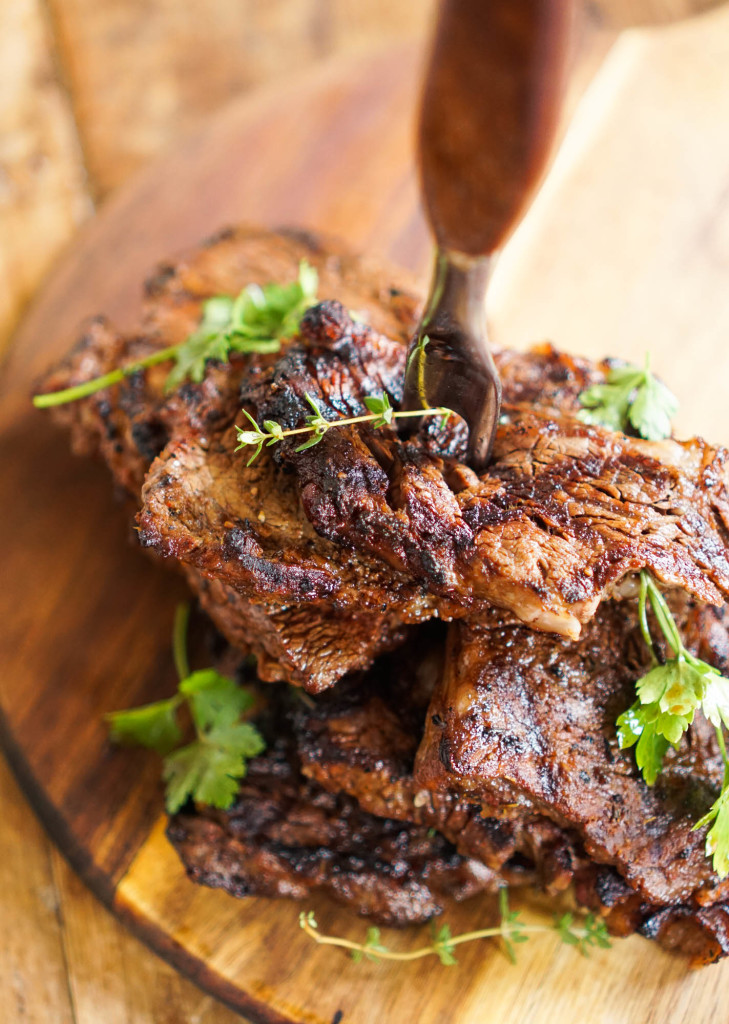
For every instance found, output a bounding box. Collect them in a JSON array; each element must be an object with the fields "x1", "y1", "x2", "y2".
[{"x1": 0, "y1": 705, "x2": 302, "y2": 1024}]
